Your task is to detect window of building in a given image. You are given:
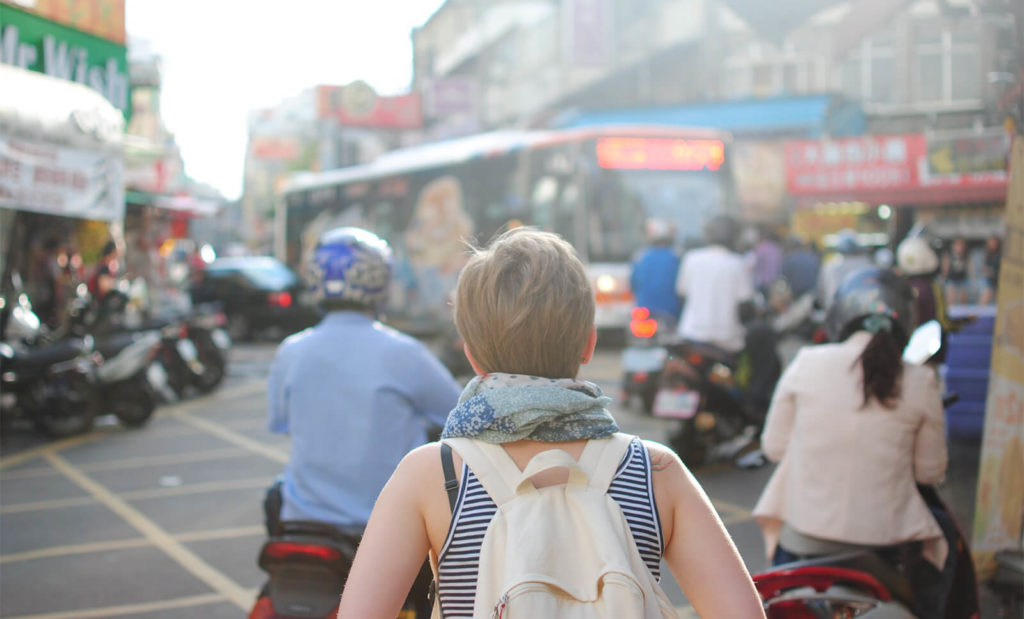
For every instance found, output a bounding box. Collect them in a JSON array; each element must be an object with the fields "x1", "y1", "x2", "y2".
[
  {"x1": 839, "y1": 35, "x2": 896, "y2": 104},
  {"x1": 915, "y1": 20, "x2": 981, "y2": 103}
]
